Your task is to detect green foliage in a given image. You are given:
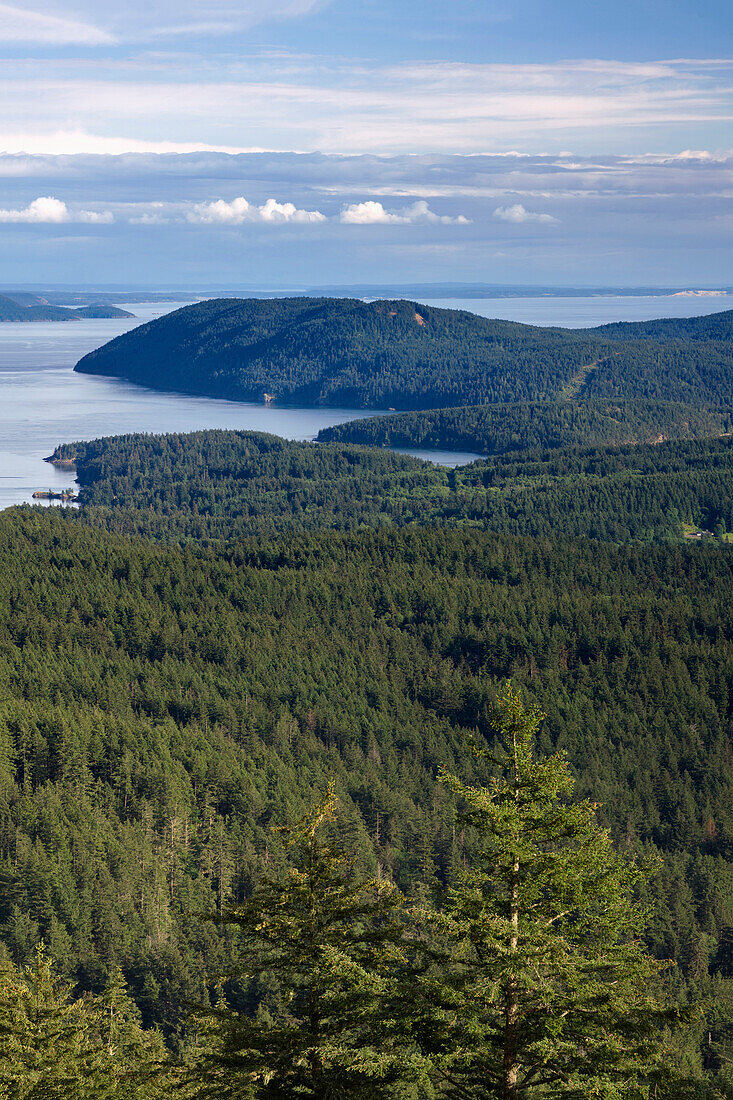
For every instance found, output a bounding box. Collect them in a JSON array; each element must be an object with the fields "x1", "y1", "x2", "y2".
[
  {"x1": 53, "y1": 430, "x2": 446, "y2": 540},
  {"x1": 0, "y1": 505, "x2": 732, "y2": 1068},
  {"x1": 418, "y1": 686, "x2": 681, "y2": 1099},
  {"x1": 73, "y1": 297, "x2": 733, "y2": 410},
  {"x1": 196, "y1": 787, "x2": 419, "y2": 1098},
  {"x1": 50, "y1": 428, "x2": 733, "y2": 545},
  {"x1": 0, "y1": 944, "x2": 167, "y2": 1097},
  {"x1": 317, "y1": 400, "x2": 733, "y2": 457}
]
